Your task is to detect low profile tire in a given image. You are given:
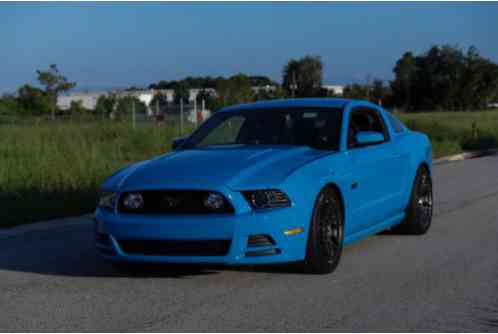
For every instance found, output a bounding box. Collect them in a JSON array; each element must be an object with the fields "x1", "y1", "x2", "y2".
[
  {"x1": 394, "y1": 166, "x2": 433, "y2": 235},
  {"x1": 302, "y1": 186, "x2": 344, "y2": 274}
]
